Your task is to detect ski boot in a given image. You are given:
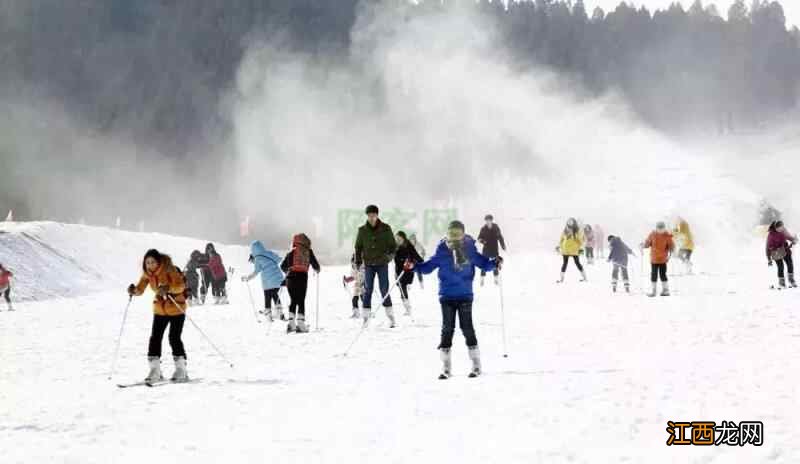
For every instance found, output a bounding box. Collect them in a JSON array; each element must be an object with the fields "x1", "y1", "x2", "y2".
[
  {"x1": 660, "y1": 282, "x2": 670, "y2": 296},
  {"x1": 612, "y1": 279, "x2": 618, "y2": 293},
  {"x1": 286, "y1": 315, "x2": 296, "y2": 333},
  {"x1": 218, "y1": 295, "x2": 229, "y2": 305},
  {"x1": 385, "y1": 306, "x2": 396, "y2": 328},
  {"x1": 402, "y1": 298, "x2": 412, "y2": 317},
  {"x1": 438, "y1": 348, "x2": 452, "y2": 380},
  {"x1": 789, "y1": 274, "x2": 797, "y2": 288},
  {"x1": 418, "y1": 278, "x2": 424, "y2": 290},
  {"x1": 557, "y1": 272, "x2": 565, "y2": 284},
  {"x1": 7, "y1": 302, "x2": 14, "y2": 311},
  {"x1": 361, "y1": 307, "x2": 372, "y2": 327},
  {"x1": 580, "y1": 271, "x2": 588, "y2": 282},
  {"x1": 779, "y1": 277, "x2": 787, "y2": 289},
  {"x1": 493, "y1": 274, "x2": 500, "y2": 286},
  {"x1": 351, "y1": 307, "x2": 360, "y2": 319},
  {"x1": 480, "y1": 275, "x2": 485, "y2": 287},
  {"x1": 468, "y1": 346, "x2": 482, "y2": 378},
  {"x1": 647, "y1": 282, "x2": 658, "y2": 298},
  {"x1": 624, "y1": 280, "x2": 631, "y2": 294},
  {"x1": 145, "y1": 357, "x2": 163, "y2": 383},
  {"x1": 171, "y1": 356, "x2": 188, "y2": 383},
  {"x1": 296, "y1": 314, "x2": 309, "y2": 333}
]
